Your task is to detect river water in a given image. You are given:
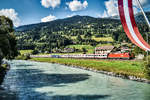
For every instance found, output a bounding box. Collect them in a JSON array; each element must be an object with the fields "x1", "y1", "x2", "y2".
[{"x1": 1, "y1": 60, "x2": 150, "y2": 100}]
